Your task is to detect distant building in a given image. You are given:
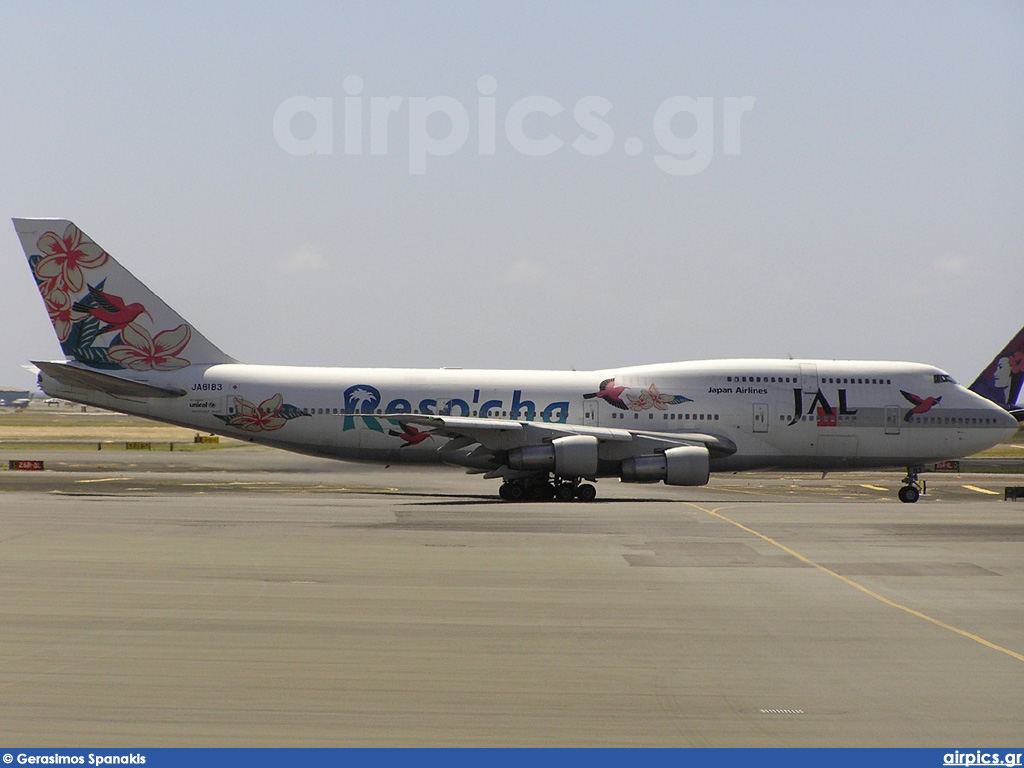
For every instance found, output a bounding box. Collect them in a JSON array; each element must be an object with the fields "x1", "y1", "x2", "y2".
[{"x1": 0, "y1": 389, "x2": 31, "y2": 406}]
